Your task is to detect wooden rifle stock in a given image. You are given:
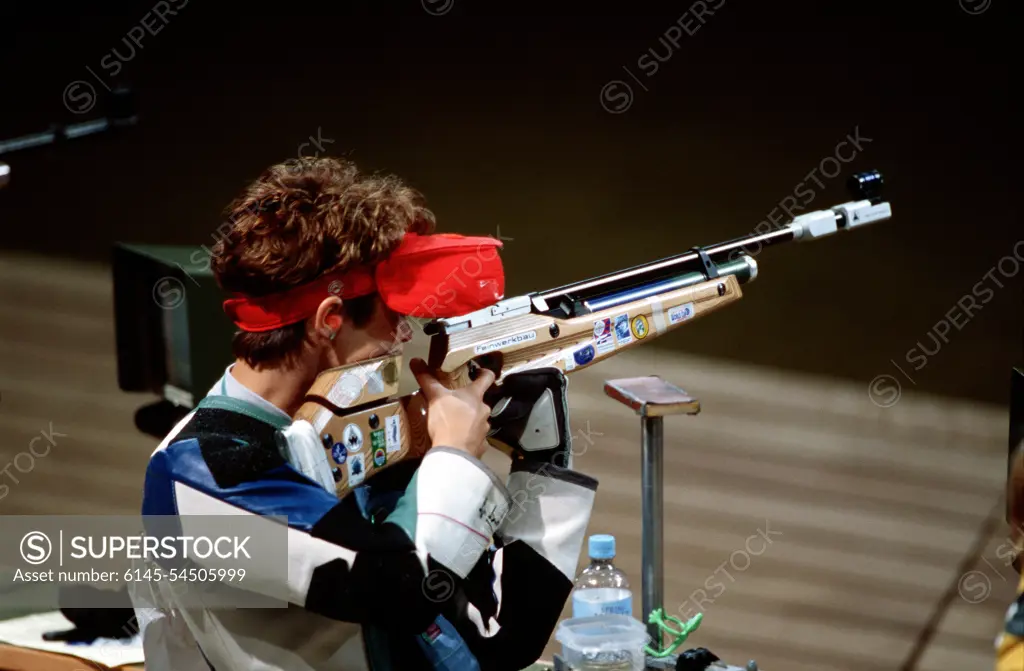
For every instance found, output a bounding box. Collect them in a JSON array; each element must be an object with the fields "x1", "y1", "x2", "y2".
[
  {"x1": 295, "y1": 274, "x2": 743, "y2": 499},
  {"x1": 429, "y1": 273, "x2": 743, "y2": 384}
]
